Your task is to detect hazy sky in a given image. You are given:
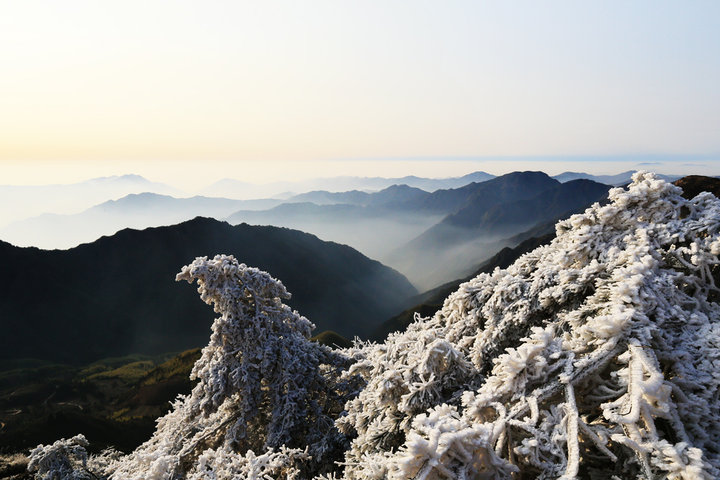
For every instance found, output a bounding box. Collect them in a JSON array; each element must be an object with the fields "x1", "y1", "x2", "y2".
[{"x1": 1, "y1": 1, "x2": 719, "y2": 188}]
